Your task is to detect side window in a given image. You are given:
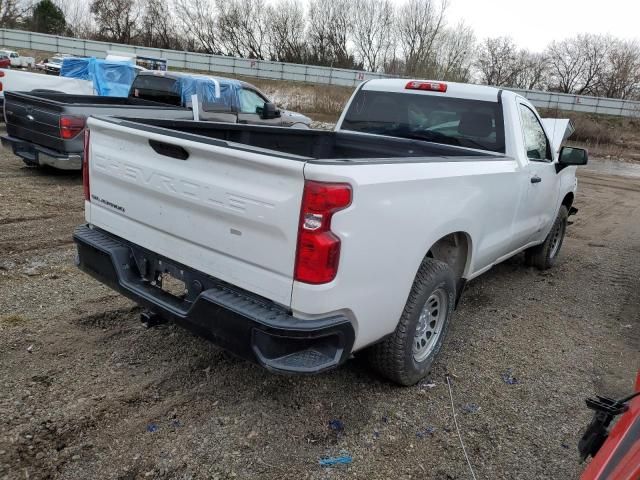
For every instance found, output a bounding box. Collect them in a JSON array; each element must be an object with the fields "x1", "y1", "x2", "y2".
[
  {"x1": 519, "y1": 104, "x2": 551, "y2": 162},
  {"x1": 238, "y1": 88, "x2": 266, "y2": 114}
]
